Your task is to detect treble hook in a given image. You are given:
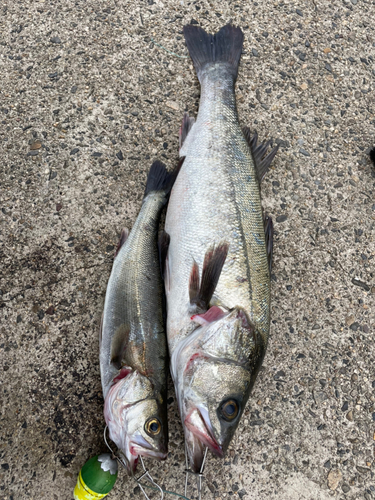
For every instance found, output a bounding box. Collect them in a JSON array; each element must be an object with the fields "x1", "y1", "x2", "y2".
[
  {"x1": 184, "y1": 446, "x2": 208, "y2": 500},
  {"x1": 103, "y1": 426, "x2": 164, "y2": 500}
]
